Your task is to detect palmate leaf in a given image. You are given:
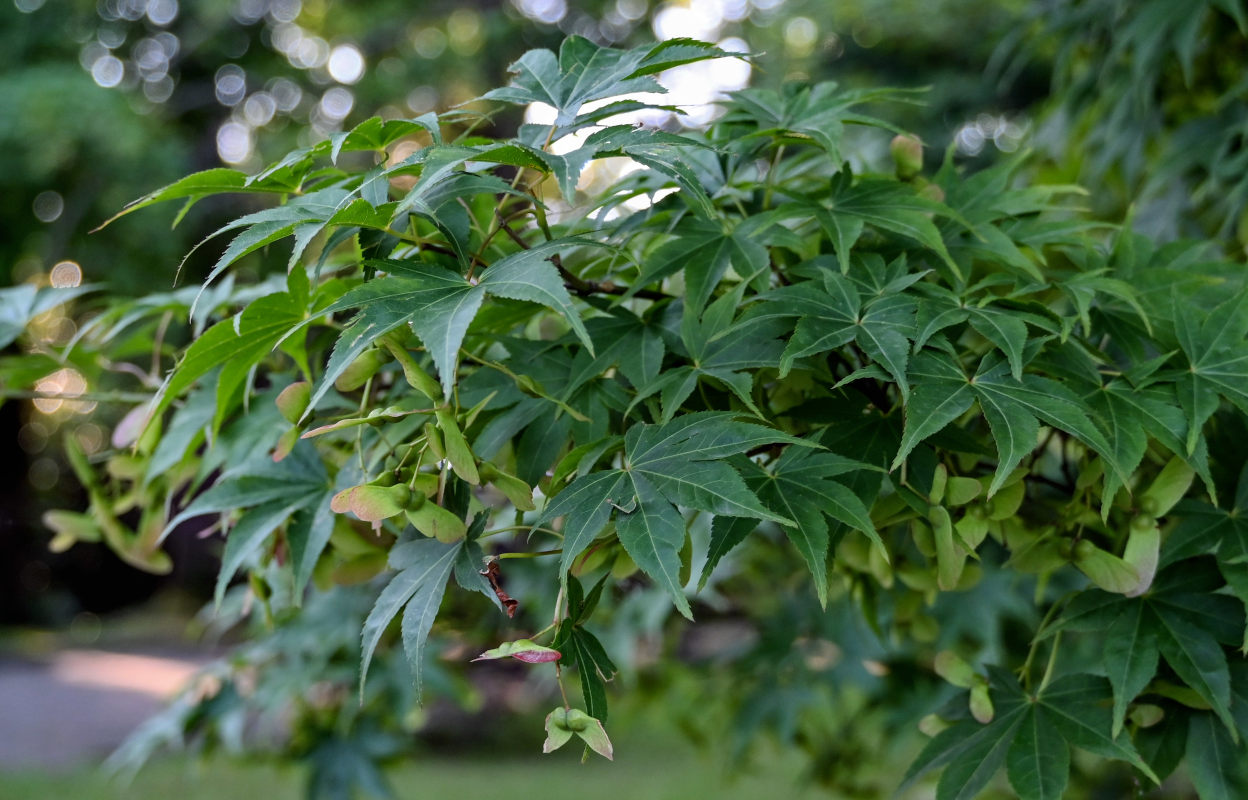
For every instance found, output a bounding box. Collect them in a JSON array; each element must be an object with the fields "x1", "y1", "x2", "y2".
[
  {"x1": 894, "y1": 352, "x2": 1123, "y2": 496},
  {"x1": 822, "y1": 177, "x2": 962, "y2": 279},
  {"x1": 360, "y1": 538, "x2": 461, "y2": 698},
  {"x1": 763, "y1": 268, "x2": 916, "y2": 395},
  {"x1": 304, "y1": 239, "x2": 597, "y2": 412},
  {"x1": 1162, "y1": 465, "x2": 1248, "y2": 641},
  {"x1": 162, "y1": 442, "x2": 333, "y2": 604},
  {"x1": 631, "y1": 301, "x2": 785, "y2": 422},
  {"x1": 1187, "y1": 712, "x2": 1248, "y2": 800},
  {"x1": 1050, "y1": 558, "x2": 1244, "y2": 738},
  {"x1": 529, "y1": 125, "x2": 712, "y2": 210},
  {"x1": 1094, "y1": 380, "x2": 1213, "y2": 496},
  {"x1": 146, "y1": 285, "x2": 305, "y2": 434},
  {"x1": 1172, "y1": 290, "x2": 1248, "y2": 453},
  {"x1": 552, "y1": 598, "x2": 619, "y2": 722},
  {"x1": 1006, "y1": 706, "x2": 1069, "y2": 800},
  {"x1": 699, "y1": 516, "x2": 759, "y2": 590},
  {"x1": 562, "y1": 309, "x2": 666, "y2": 394},
  {"x1": 903, "y1": 670, "x2": 1156, "y2": 800},
  {"x1": 723, "y1": 82, "x2": 918, "y2": 165},
  {"x1": 740, "y1": 448, "x2": 881, "y2": 607},
  {"x1": 633, "y1": 217, "x2": 770, "y2": 315},
  {"x1": 92, "y1": 168, "x2": 290, "y2": 230},
  {"x1": 483, "y1": 36, "x2": 735, "y2": 126},
  {"x1": 537, "y1": 413, "x2": 807, "y2": 616}
]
